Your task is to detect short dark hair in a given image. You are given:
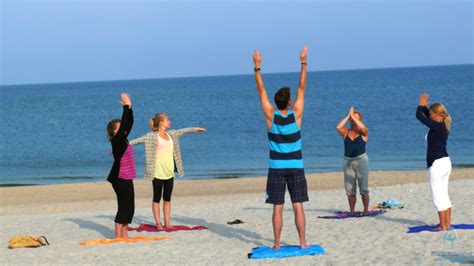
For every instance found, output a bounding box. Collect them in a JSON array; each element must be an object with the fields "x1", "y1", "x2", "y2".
[{"x1": 274, "y1": 87, "x2": 291, "y2": 110}]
